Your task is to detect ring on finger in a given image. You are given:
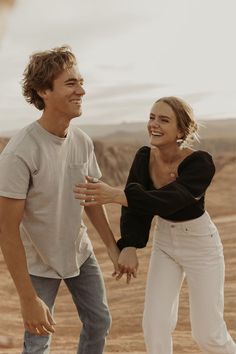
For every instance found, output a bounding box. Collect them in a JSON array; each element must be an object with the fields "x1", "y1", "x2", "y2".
[{"x1": 91, "y1": 177, "x2": 99, "y2": 183}]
